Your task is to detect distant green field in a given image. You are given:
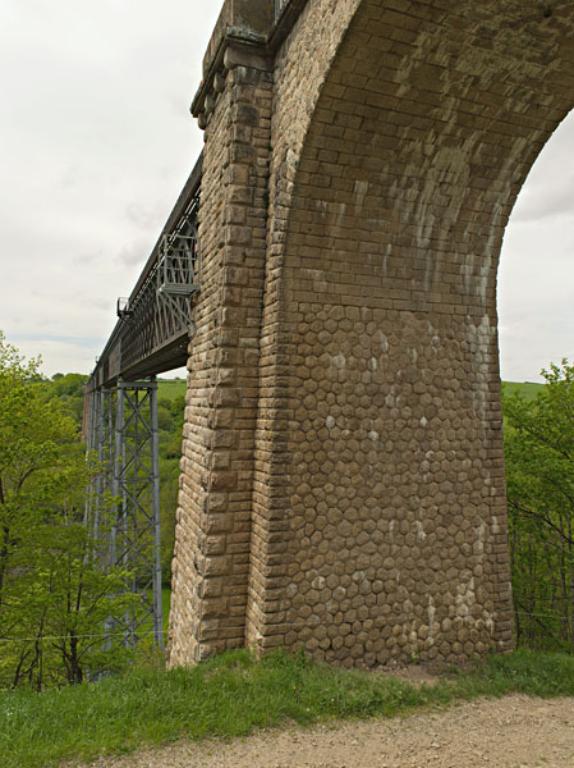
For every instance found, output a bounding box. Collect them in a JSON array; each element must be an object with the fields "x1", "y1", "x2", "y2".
[
  {"x1": 157, "y1": 378, "x2": 187, "y2": 401},
  {"x1": 158, "y1": 378, "x2": 544, "y2": 403},
  {"x1": 502, "y1": 381, "x2": 544, "y2": 400}
]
